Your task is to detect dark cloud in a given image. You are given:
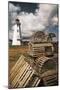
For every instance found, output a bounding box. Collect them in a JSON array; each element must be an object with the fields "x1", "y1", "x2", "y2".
[{"x1": 9, "y1": 1, "x2": 38, "y2": 13}]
